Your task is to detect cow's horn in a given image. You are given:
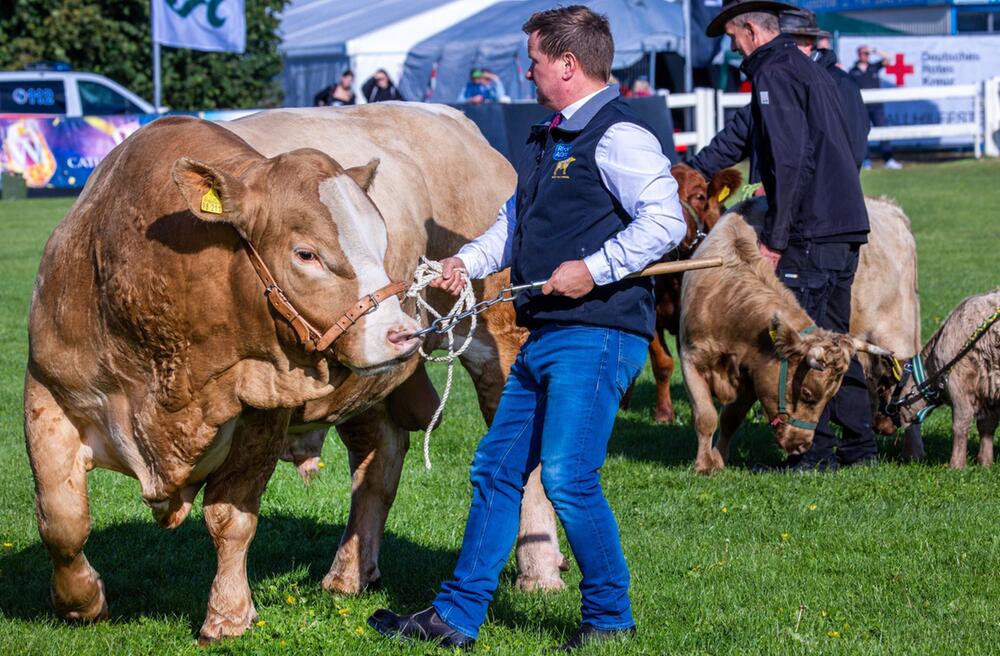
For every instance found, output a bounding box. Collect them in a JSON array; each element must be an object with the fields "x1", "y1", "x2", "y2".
[
  {"x1": 852, "y1": 338, "x2": 893, "y2": 357},
  {"x1": 805, "y1": 354, "x2": 826, "y2": 371}
]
